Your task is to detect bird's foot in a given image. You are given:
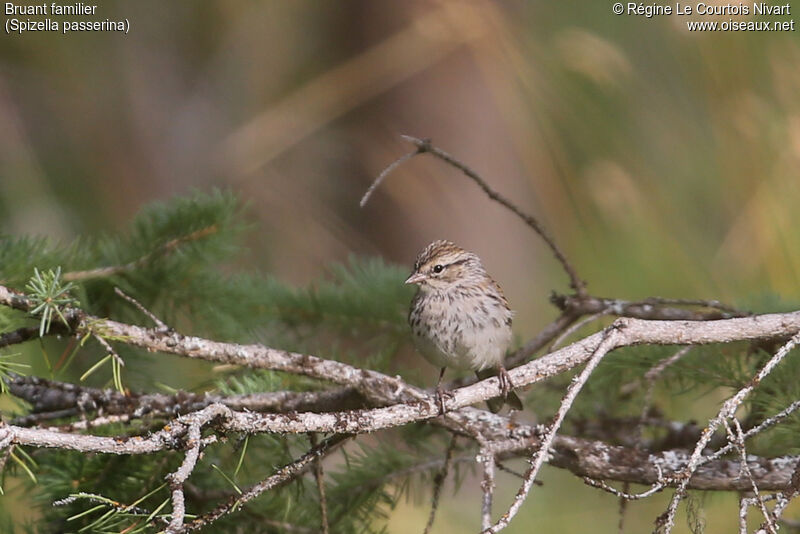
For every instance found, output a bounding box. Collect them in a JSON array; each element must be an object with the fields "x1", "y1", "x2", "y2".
[
  {"x1": 497, "y1": 366, "x2": 515, "y2": 399},
  {"x1": 433, "y1": 385, "x2": 454, "y2": 415}
]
